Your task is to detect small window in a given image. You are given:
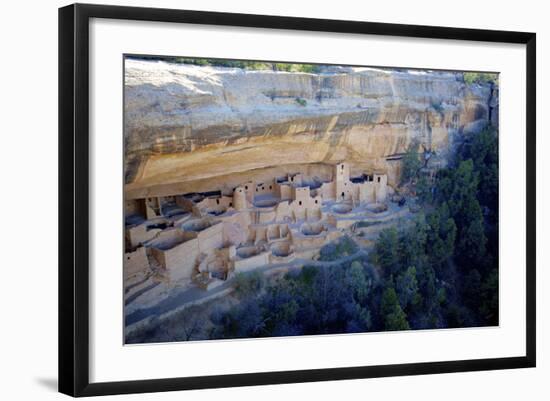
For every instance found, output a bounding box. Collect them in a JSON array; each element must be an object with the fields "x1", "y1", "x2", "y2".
[
  {"x1": 229, "y1": 202, "x2": 233, "y2": 207},
  {"x1": 341, "y1": 165, "x2": 344, "y2": 170},
  {"x1": 377, "y1": 177, "x2": 381, "y2": 183},
  {"x1": 216, "y1": 199, "x2": 220, "y2": 205},
  {"x1": 269, "y1": 185, "x2": 272, "y2": 190},
  {"x1": 245, "y1": 185, "x2": 248, "y2": 190},
  {"x1": 341, "y1": 192, "x2": 345, "y2": 198},
  {"x1": 315, "y1": 200, "x2": 318, "y2": 204},
  {"x1": 262, "y1": 186, "x2": 265, "y2": 190},
  {"x1": 299, "y1": 201, "x2": 302, "y2": 206}
]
